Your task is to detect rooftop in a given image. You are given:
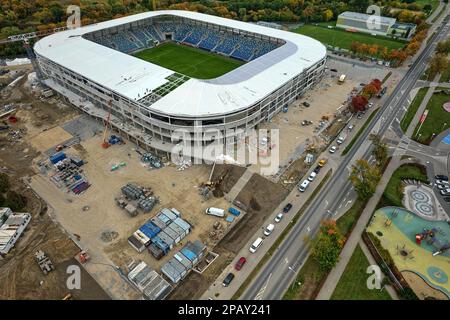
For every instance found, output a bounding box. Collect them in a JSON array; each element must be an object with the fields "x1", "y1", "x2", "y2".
[
  {"x1": 34, "y1": 10, "x2": 326, "y2": 118},
  {"x1": 338, "y1": 11, "x2": 397, "y2": 26}
]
